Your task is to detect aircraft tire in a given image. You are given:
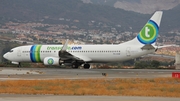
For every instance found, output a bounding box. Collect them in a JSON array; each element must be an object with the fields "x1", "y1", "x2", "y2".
[
  {"x1": 84, "y1": 63, "x2": 90, "y2": 69},
  {"x1": 72, "y1": 63, "x2": 79, "y2": 69}
]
